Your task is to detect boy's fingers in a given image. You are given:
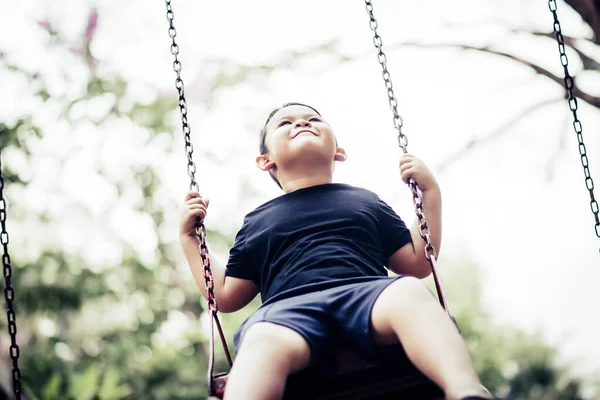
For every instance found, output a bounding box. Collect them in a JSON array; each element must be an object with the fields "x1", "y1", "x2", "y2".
[
  {"x1": 186, "y1": 197, "x2": 208, "y2": 207},
  {"x1": 400, "y1": 166, "x2": 415, "y2": 183},
  {"x1": 399, "y1": 161, "x2": 413, "y2": 173},
  {"x1": 399, "y1": 157, "x2": 413, "y2": 166},
  {"x1": 184, "y1": 190, "x2": 202, "y2": 201},
  {"x1": 185, "y1": 209, "x2": 206, "y2": 223},
  {"x1": 193, "y1": 209, "x2": 206, "y2": 219}
]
